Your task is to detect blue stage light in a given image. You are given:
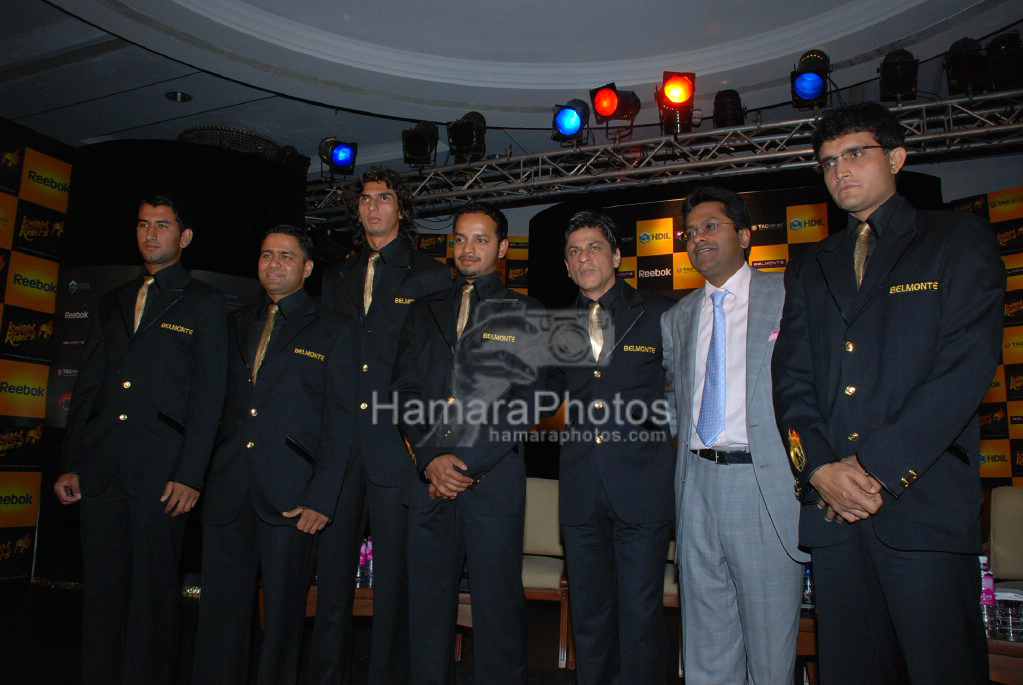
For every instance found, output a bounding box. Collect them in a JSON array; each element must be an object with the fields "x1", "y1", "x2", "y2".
[
  {"x1": 790, "y1": 50, "x2": 830, "y2": 109},
  {"x1": 552, "y1": 99, "x2": 590, "y2": 144},
  {"x1": 793, "y1": 72, "x2": 825, "y2": 100},
  {"x1": 318, "y1": 137, "x2": 358, "y2": 175}
]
